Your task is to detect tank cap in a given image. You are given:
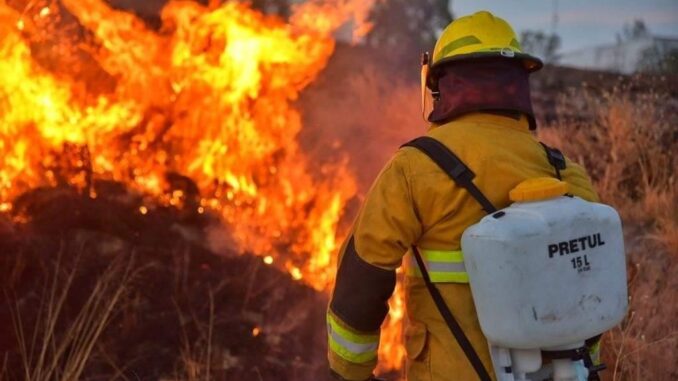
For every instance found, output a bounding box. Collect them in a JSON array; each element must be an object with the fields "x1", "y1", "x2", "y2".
[{"x1": 509, "y1": 177, "x2": 568, "y2": 202}]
